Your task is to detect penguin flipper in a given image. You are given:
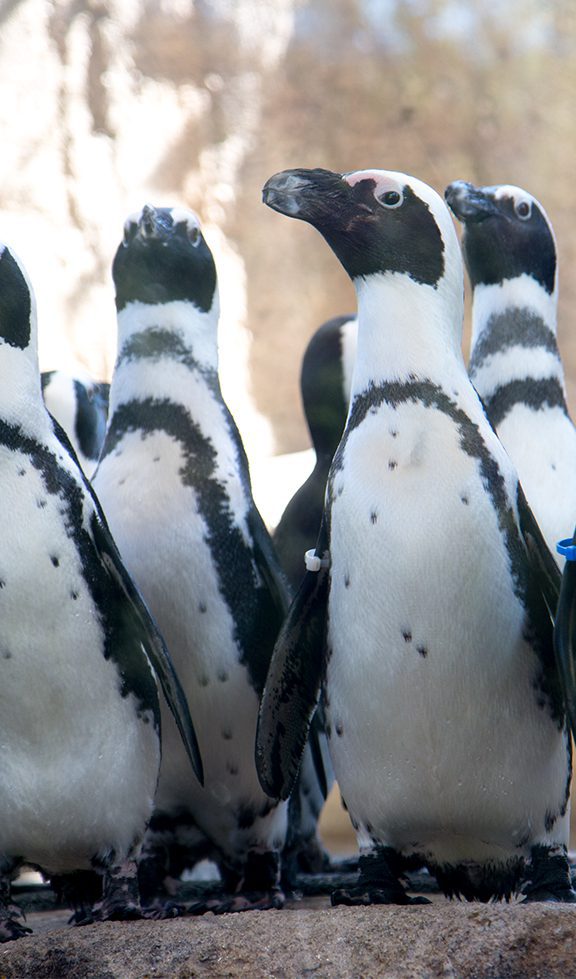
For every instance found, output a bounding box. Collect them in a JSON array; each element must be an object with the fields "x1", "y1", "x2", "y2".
[
  {"x1": 516, "y1": 485, "x2": 576, "y2": 737},
  {"x1": 247, "y1": 505, "x2": 293, "y2": 615},
  {"x1": 89, "y1": 511, "x2": 204, "y2": 786},
  {"x1": 256, "y1": 524, "x2": 330, "y2": 801},
  {"x1": 517, "y1": 484, "x2": 561, "y2": 619},
  {"x1": 553, "y1": 534, "x2": 576, "y2": 739}
]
